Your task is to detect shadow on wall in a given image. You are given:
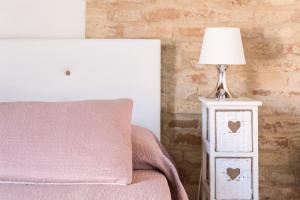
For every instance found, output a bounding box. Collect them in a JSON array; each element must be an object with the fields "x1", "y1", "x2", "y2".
[{"x1": 161, "y1": 42, "x2": 202, "y2": 200}]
